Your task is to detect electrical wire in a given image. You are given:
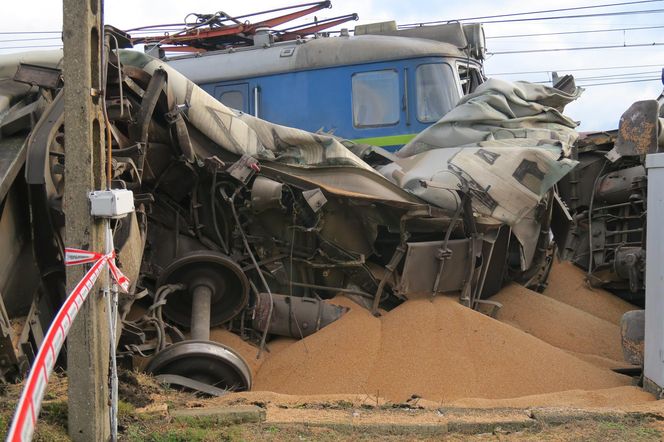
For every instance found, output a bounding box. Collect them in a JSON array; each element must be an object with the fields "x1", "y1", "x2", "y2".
[
  {"x1": 565, "y1": 71, "x2": 660, "y2": 81},
  {"x1": 400, "y1": 0, "x2": 664, "y2": 26},
  {"x1": 481, "y1": 8, "x2": 664, "y2": 24},
  {"x1": 0, "y1": 36, "x2": 61, "y2": 43},
  {"x1": 0, "y1": 31, "x2": 60, "y2": 35},
  {"x1": 578, "y1": 78, "x2": 662, "y2": 86},
  {"x1": 0, "y1": 44, "x2": 62, "y2": 50},
  {"x1": 225, "y1": 187, "x2": 274, "y2": 359},
  {"x1": 530, "y1": 71, "x2": 661, "y2": 83},
  {"x1": 401, "y1": 5, "x2": 664, "y2": 27},
  {"x1": 489, "y1": 41, "x2": 664, "y2": 55},
  {"x1": 487, "y1": 24, "x2": 664, "y2": 39},
  {"x1": 488, "y1": 63, "x2": 664, "y2": 76}
]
